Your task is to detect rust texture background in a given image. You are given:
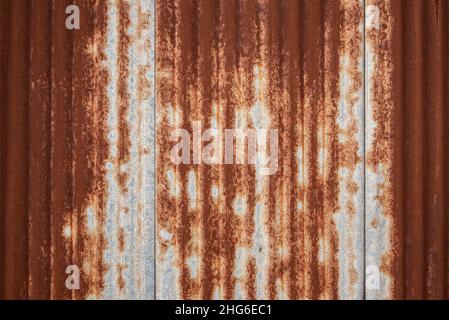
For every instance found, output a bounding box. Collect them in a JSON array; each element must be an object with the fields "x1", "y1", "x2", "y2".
[
  {"x1": 0, "y1": 0, "x2": 448, "y2": 300},
  {"x1": 156, "y1": 0, "x2": 365, "y2": 300},
  {"x1": 366, "y1": 0, "x2": 449, "y2": 299},
  {"x1": 0, "y1": 0, "x2": 155, "y2": 299}
]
